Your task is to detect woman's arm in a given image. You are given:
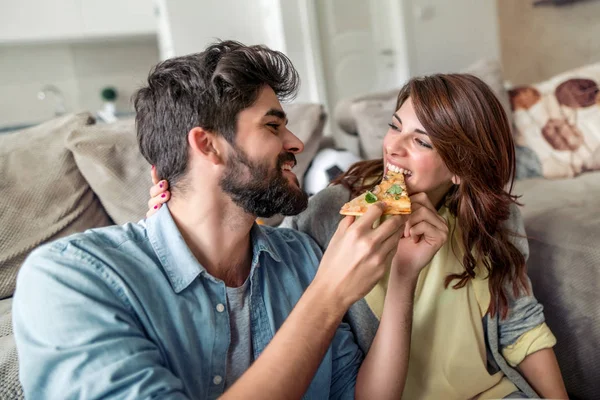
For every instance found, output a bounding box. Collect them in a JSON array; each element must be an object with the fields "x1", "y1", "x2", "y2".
[
  {"x1": 355, "y1": 193, "x2": 450, "y2": 400},
  {"x1": 355, "y1": 269, "x2": 418, "y2": 399},
  {"x1": 518, "y1": 348, "x2": 568, "y2": 399}
]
